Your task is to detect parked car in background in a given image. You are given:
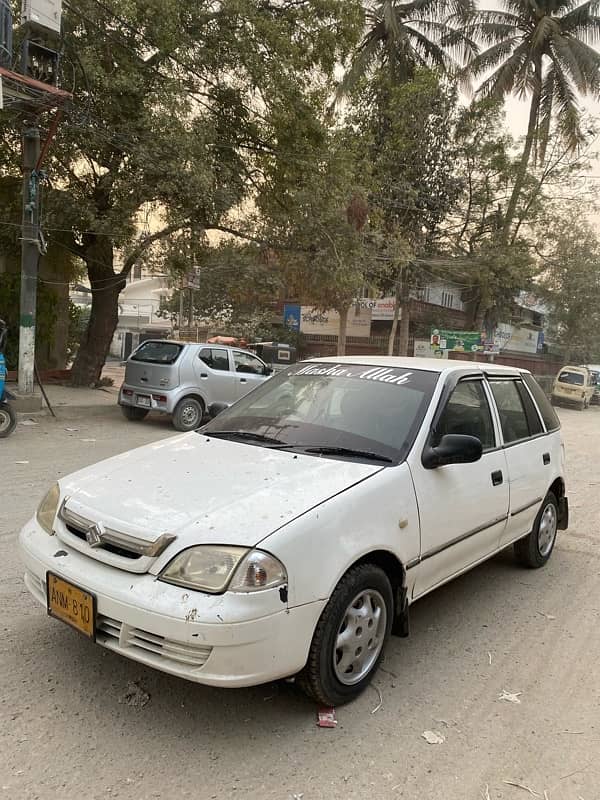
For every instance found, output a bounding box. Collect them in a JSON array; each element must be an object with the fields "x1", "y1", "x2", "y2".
[
  {"x1": 119, "y1": 340, "x2": 271, "y2": 431},
  {"x1": 22, "y1": 357, "x2": 567, "y2": 706},
  {"x1": 551, "y1": 365, "x2": 595, "y2": 410}
]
